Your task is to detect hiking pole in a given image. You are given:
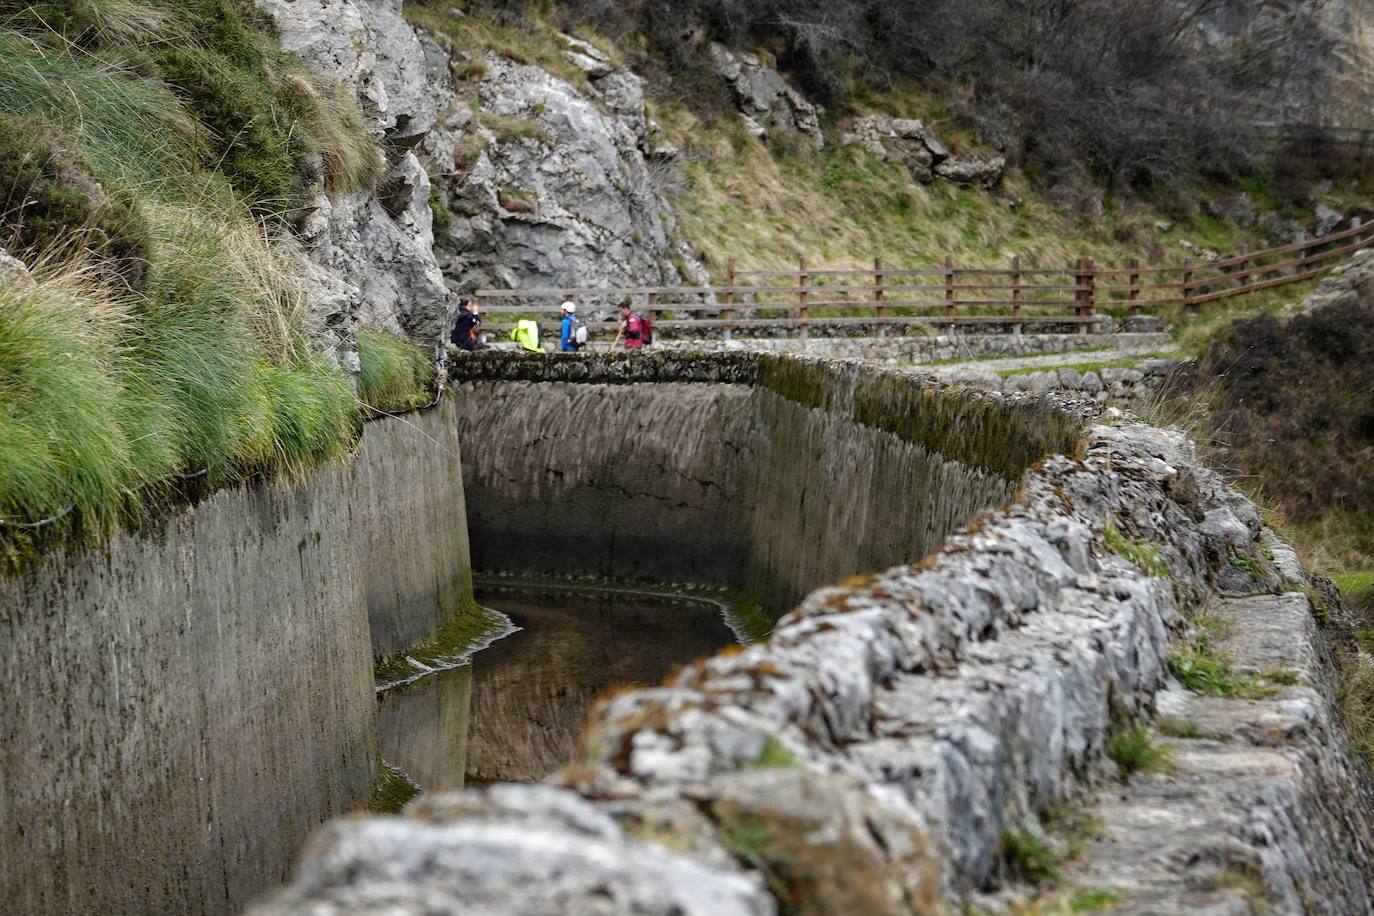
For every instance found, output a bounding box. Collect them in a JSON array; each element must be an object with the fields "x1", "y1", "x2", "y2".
[{"x1": 608, "y1": 326, "x2": 623, "y2": 353}]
